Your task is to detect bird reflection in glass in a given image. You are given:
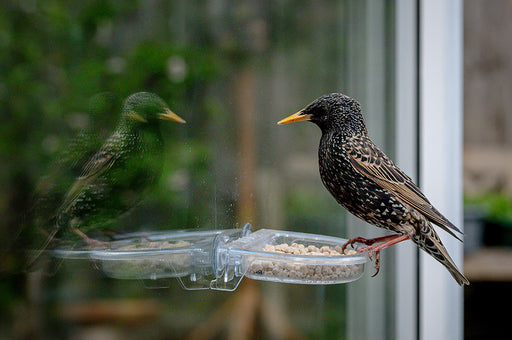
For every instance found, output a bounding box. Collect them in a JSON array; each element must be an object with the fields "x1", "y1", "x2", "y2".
[{"x1": 29, "y1": 92, "x2": 185, "y2": 263}]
